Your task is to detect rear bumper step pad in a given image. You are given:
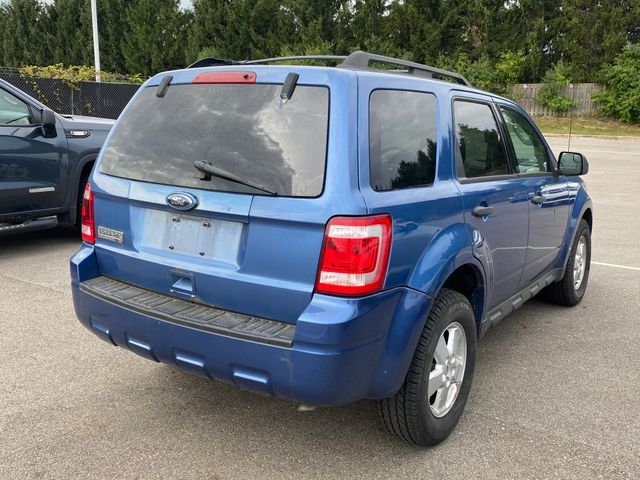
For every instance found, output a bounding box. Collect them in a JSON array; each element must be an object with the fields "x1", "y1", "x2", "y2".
[{"x1": 79, "y1": 276, "x2": 295, "y2": 347}]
